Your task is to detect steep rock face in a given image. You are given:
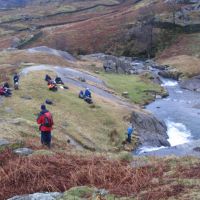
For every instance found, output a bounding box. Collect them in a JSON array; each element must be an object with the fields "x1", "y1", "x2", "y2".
[
  {"x1": 180, "y1": 75, "x2": 200, "y2": 91},
  {"x1": 131, "y1": 110, "x2": 170, "y2": 147}
]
